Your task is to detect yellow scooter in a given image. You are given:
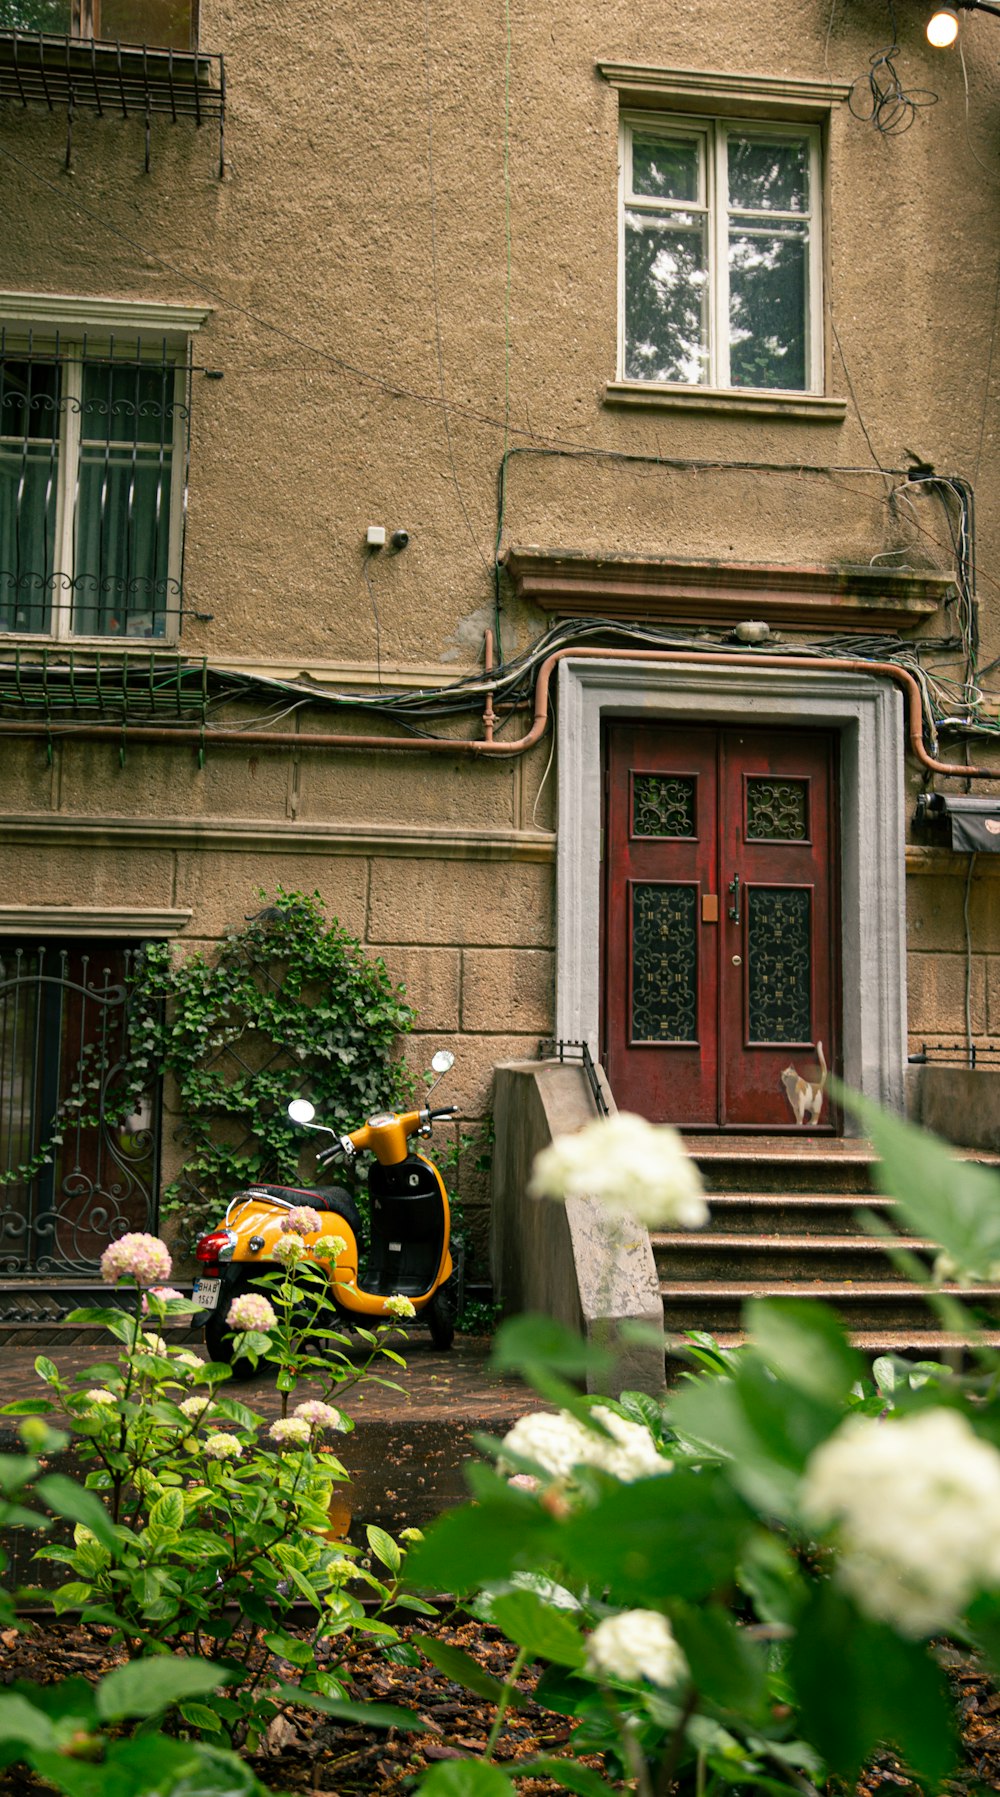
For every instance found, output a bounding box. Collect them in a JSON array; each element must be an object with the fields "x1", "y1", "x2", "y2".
[{"x1": 193, "y1": 1051, "x2": 463, "y2": 1361}]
